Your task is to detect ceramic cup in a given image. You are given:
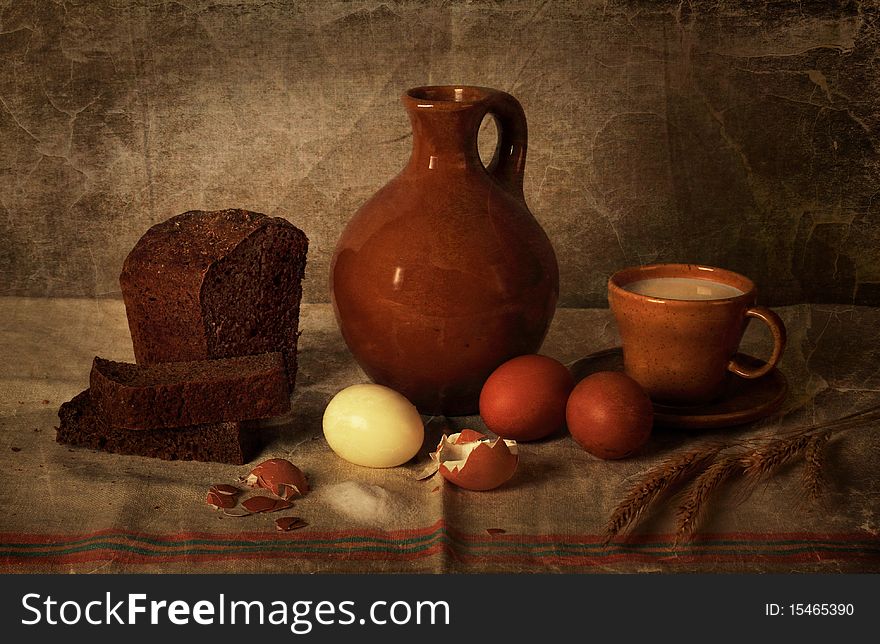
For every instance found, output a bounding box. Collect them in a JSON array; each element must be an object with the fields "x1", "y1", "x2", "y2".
[{"x1": 608, "y1": 264, "x2": 786, "y2": 405}]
